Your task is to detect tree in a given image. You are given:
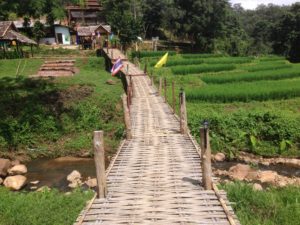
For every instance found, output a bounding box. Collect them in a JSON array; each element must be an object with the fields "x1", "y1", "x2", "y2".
[{"x1": 32, "y1": 21, "x2": 45, "y2": 45}]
